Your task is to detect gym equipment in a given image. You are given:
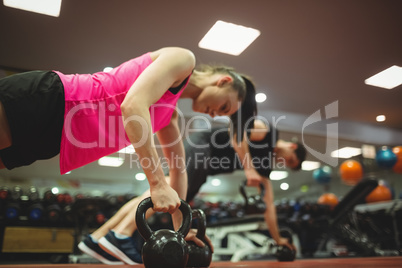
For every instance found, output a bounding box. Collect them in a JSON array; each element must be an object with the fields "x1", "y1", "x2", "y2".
[
  {"x1": 28, "y1": 186, "x2": 40, "y2": 202},
  {"x1": 0, "y1": 186, "x2": 9, "y2": 200},
  {"x1": 313, "y1": 166, "x2": 332, "y2": 184},
  {"x1": 5, "y1": 202, "x2": 20, "y2": 221},
  {"x1": 314, "y1": 178, "x2": 392, "y2": 257},
  {"x1": 206, "y1": 214, "x2": 300, "y2": 262},
  {"x1": 4, "y1": 186, "x2": 24, "y2": 221},
  {"x1": 43, "y1": 189, "x2": 57, "y2": 203},
  {"x1": 317, "y1": 193, "x2": 339, "y2": 210},
  {"x1": 274, "y1": 229, "x2": 296, "y2": 261},
  {"x1": 339, "y1": 160, "x2": 363, "y2": 185},
  {"x1": 46, "y1": 203, "x2": 62, "y2": 223},
  {"x1": 186, "y1": 209, "x2": 212, "y2": 267},
  {"x1": 0, "y1": 186, "x2": 10, "y2": 220},
  {"x1": 376, "y1": 148, "x2": 397, "y2": 169},
  {"x1": 136, "y1": 197, "x2": 192, "y2": 268},
  {"x1": 69, "y1": 196, "x2": 111, "y2": 259},
  {"x1": 354, "y1": 199, "x2": 402, "y2": 254},
  {"x1": 239, "y1": 180, "x2": 266, "y2": 215},
  {"x1": 26, "y1": 186, "x2": 44, "y2": 222},
  {"x1": 10, "y1": 185, "x2": 23, "y2": 200}
]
